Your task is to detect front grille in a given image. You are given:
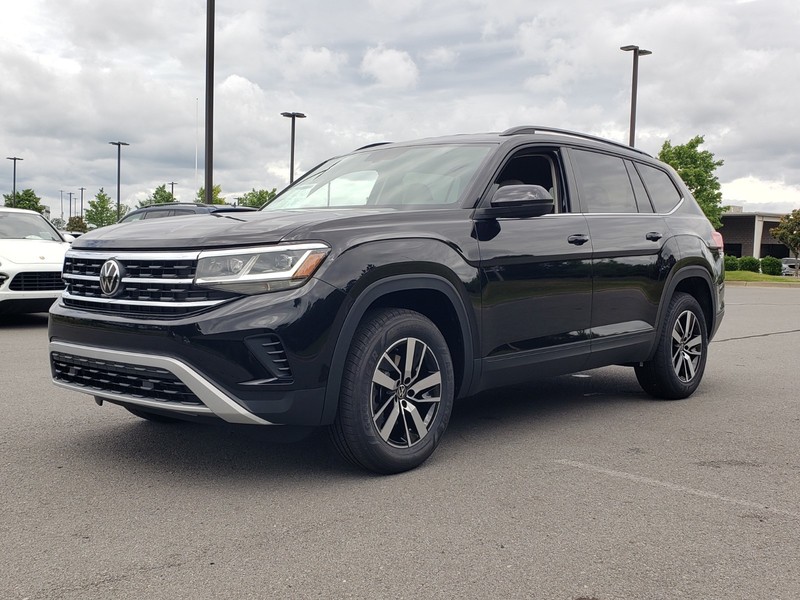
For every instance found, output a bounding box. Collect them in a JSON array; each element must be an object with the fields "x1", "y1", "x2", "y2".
[
  {"x1": 51, "y1": 351, "x2": 203, "y2": 406},
  {"x1": 9, "y1": 271, "x2": 64, "y2": 291},
  {"x1": 61, "y1": 251, "x2": 237, "y2": 318}
]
